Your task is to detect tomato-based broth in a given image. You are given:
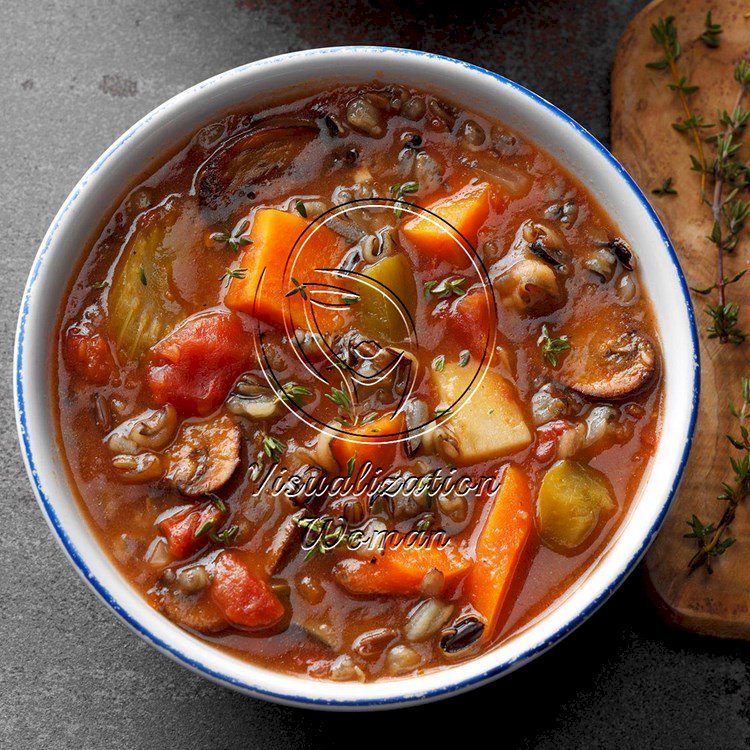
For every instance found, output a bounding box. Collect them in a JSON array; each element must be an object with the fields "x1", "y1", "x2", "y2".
[{"x1": 55, "y1": 83, "x2": 662, "y2": 681}]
